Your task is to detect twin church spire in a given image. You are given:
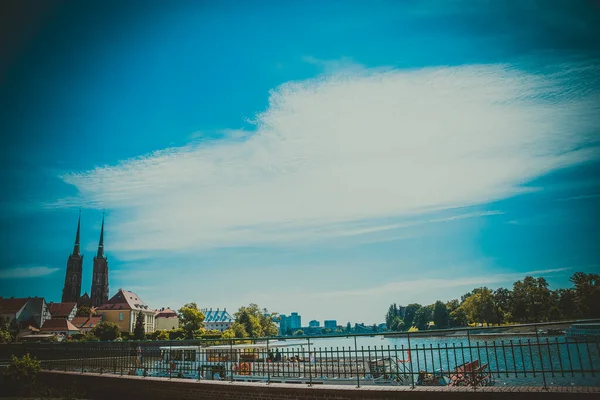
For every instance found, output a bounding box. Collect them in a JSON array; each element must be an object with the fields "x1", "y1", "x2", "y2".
[{"x1": 62, "y1": 211, "x2": 109, "y2": 306}]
